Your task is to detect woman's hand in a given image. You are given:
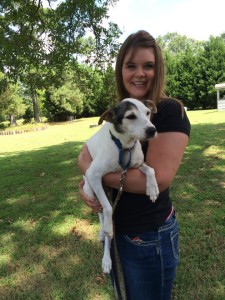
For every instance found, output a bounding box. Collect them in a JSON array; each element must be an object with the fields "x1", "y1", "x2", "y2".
[{"x1": 79, "y1": 179, "x2": 102, "y2": 213}]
